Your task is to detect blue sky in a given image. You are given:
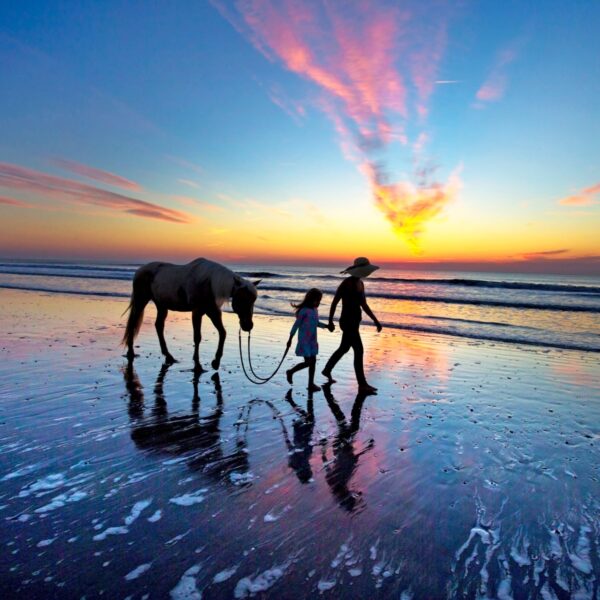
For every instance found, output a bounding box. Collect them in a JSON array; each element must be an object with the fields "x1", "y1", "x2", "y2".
[{"x1": 0, "y1": 1, "x2": 598, "y2": 271}]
